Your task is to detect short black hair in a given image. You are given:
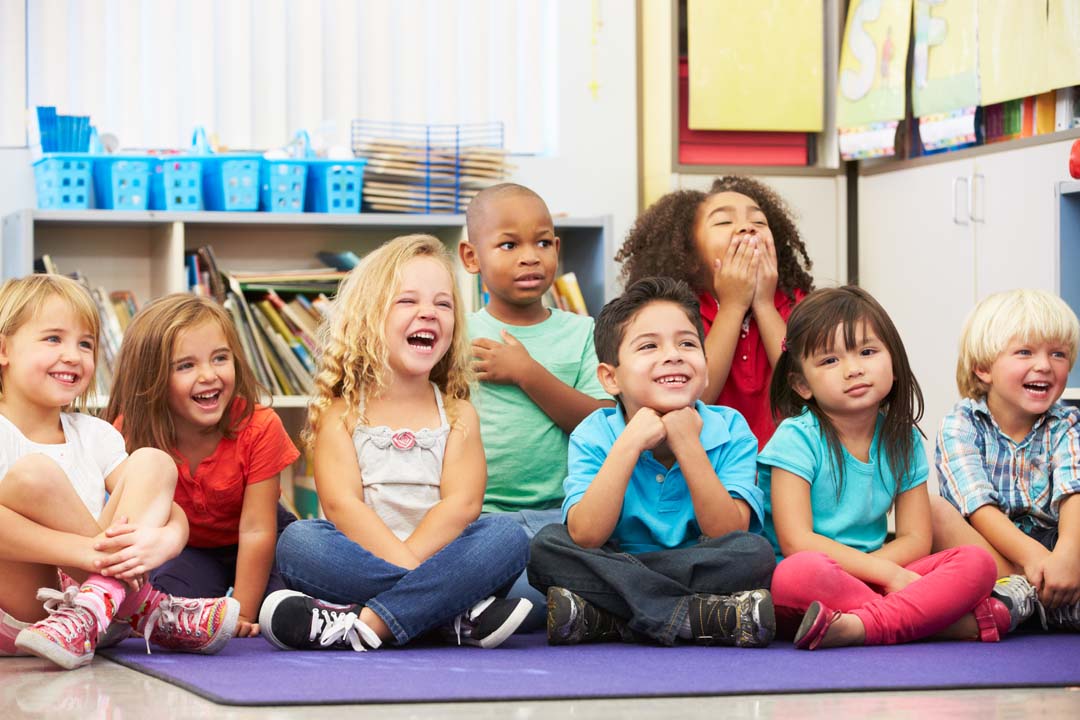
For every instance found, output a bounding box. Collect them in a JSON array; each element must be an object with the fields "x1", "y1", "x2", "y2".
[
  {"x1": 594, "y1": 277, "x2": 705, "y2": 366},
  {"x1": 464, "y1": 183, "x2": 548, "y2": 241}
]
